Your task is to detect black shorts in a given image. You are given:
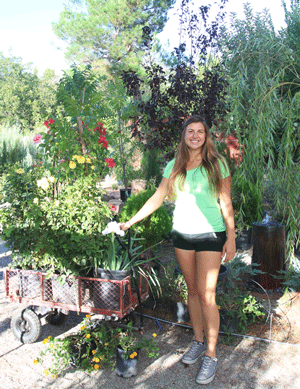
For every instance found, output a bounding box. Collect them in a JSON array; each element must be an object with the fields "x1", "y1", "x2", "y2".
[{"x1": 171, "y1": 230, "x2": 227, "y2": 252}]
